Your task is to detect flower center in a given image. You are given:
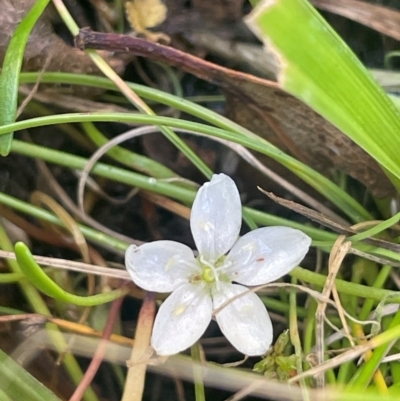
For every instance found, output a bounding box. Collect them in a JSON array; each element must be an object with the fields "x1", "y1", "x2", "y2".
[
  {"x1": 199, "y1": 255, "x2": 218, "y2": 284},
  {"x1": 193, "y1": 255, "x2": 232, "y2": 291},
  {"x1": 201, "y1": 266, "x2": 215, "y2": 283}
]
